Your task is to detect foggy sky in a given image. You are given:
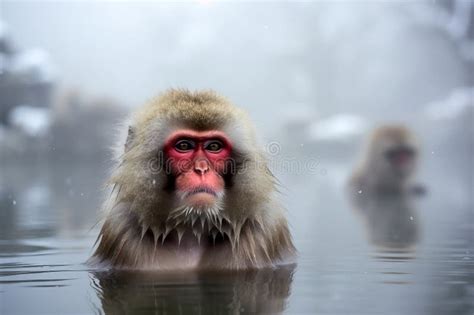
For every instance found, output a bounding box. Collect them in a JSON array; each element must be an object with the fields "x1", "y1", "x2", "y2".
[{"x1": 1, "y1": 1, "x2": 470, "y2": 132}]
